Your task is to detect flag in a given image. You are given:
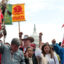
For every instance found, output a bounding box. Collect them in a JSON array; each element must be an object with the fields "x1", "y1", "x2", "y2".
[
  {"x1": 62, "y1": 24, "x2": 64, "y2": 28},
  {"x1": 4, "y1": 4, "x2": 12, "y2": 24},
  {"x1": 61, "y1": 34, "x2": 64, "y2": 46},
  {"x1": 12, "y1": 4, "x2": 25, "y2": 22},
  {"x1": 62, "y1": 39, "x2": 64, "y2": 45},
  {"x1": 0, "y1": 8, "x2": 3, "y2": 30}
]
